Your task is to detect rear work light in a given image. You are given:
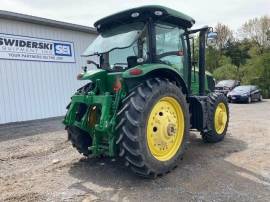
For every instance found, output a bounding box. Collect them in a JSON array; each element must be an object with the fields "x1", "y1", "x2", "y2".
[
  {"x1": 154, "y1": 11, "x2": 163, "y2": 16},
  {"x1": 129, "y1": 68, "x2": 143, "y2": 75},
  {"x1": 131, "y1": 12, "x2": 140, "y2": 18}
]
